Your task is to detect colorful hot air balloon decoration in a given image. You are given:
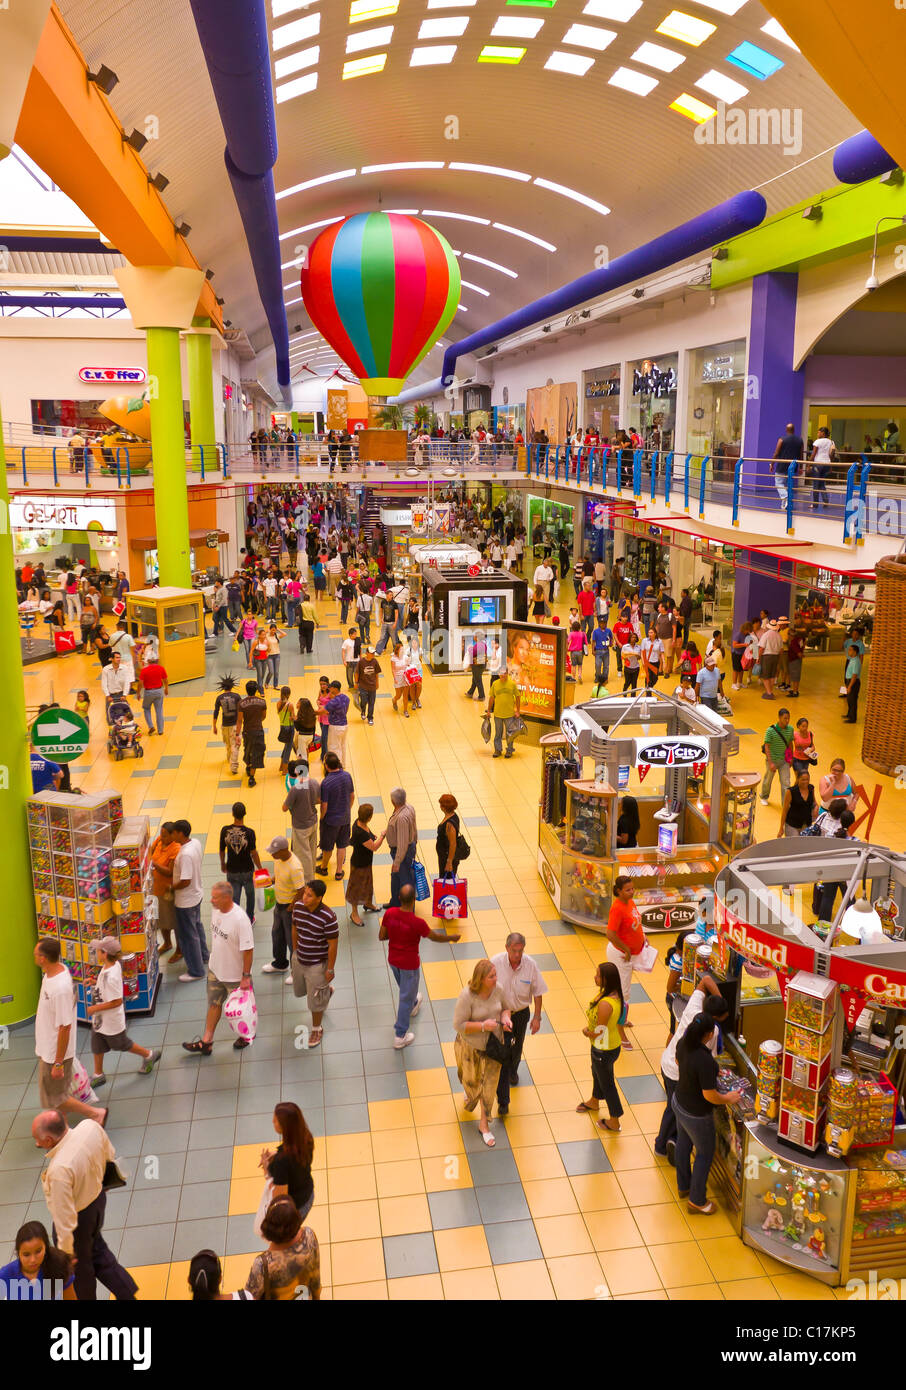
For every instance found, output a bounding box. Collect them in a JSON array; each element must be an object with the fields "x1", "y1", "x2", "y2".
[{"x1": 300, "y1": 212, "x2": 460, "y2": 395}]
